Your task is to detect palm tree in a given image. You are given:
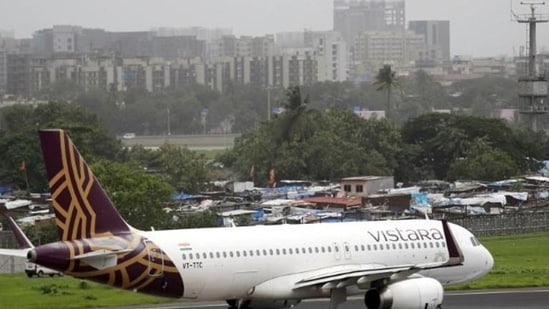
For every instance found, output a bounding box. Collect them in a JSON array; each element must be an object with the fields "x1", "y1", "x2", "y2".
[
  {"x1": 373, "y1": 64, "x2": 399, "y2": 120},
  {"x1": 276, "y1": 86, "x2": 319, "y2": 143}
]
